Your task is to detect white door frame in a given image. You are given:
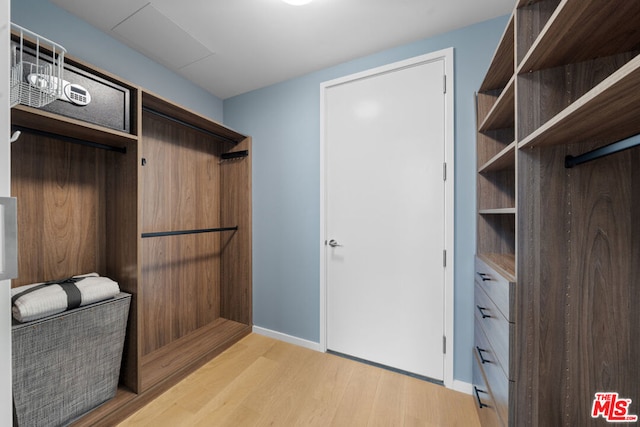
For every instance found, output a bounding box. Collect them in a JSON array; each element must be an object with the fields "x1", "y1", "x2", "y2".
[{"x1": 319, "y1": 48, "x2": 455, "y2": 388}]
